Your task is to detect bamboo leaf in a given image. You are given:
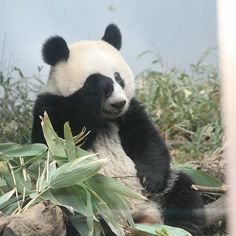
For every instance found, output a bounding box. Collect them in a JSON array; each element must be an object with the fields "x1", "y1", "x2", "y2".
[
  {"x1": 0, "y1": 189, "x2": 15, "y2": 205},
  {"x1": 0, "y1": 200, "x2": 20, "y2": 215},
  {"x1": 41, "y1": 187, "x2": 88, "y2": 216},
  {"x1": 64, "y1": 122, "x2": 77, "y2": 161},
  {"x1": 95, "y1": 204, "x2": 125, "y2": 236},
  {"x1": 69, "y1": 213, "x2": 91, "y2": 236},
  {"x1": 135, "y1": 224, "x2": 192, "y2": 236},
  {"x1": 93, "y1": 221, "x2": 105, "y2": 236},
  {"x1": 73, "y1": 127, "x2": 90, "y2": 146},
  {"x1": 50, "y1": 158, "x2": 107, "y2": 189},
  {"x1": 85, "y1": 188, "x2": 94, "y2": 236},
  {"x1": 3, "y1": 168, "x2": 32, "y2": 193},
  {"x1": 76, "y1": 147, "x2": 92, "y2": 158},
  {"x1": 90, "y1": 174, "x2": 146, "y2": 200},
  {"x1": 85, "y1": 179, "x2": 134, "y2": 235},
  {"x1": 175, "y1": 165, "x2": 222, "y2": 187},
  {"x1": 24, "y1": 152, "x2": 47, "y2": 165},
  {"x1": 0, "y1": 143, "x2": 20, "y2": 154},
  {"x1": 40, "y1": 112, "x2": 66, "y2": 157},
  {"x1": 2, "y1": 144, "x2": 47, "y2": 158}
]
